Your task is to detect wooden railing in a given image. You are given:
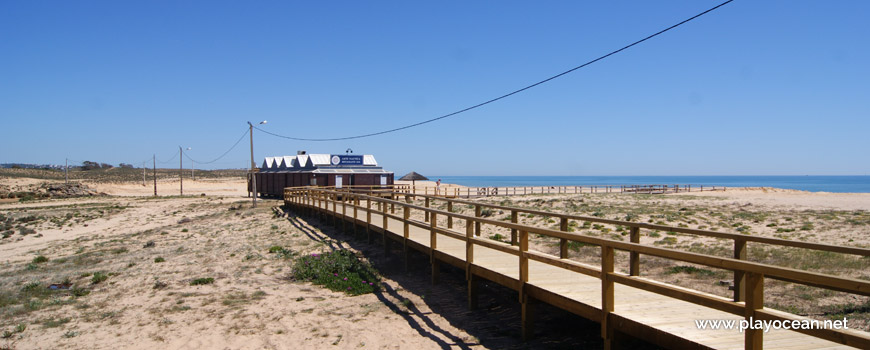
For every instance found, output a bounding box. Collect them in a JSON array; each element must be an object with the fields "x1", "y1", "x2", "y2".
[
  {"x1": 284, "y1": 187, "x2": 870, "y2": 349},
  {"x1": 404, "y1": 184, "x2": 724, "y2": 197}
]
